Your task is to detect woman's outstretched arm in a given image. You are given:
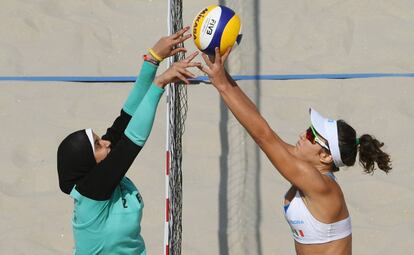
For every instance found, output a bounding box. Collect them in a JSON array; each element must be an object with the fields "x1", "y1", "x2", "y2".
[
  {"x1": 200, "y1": 48, "x2": 328, "y2": 195},
  {"x1": 76, "y1": 52, "x2": 200, "y2": 200},
  {"x1": 102, "y1": 26, "x2": 193, "y2": 146}
]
